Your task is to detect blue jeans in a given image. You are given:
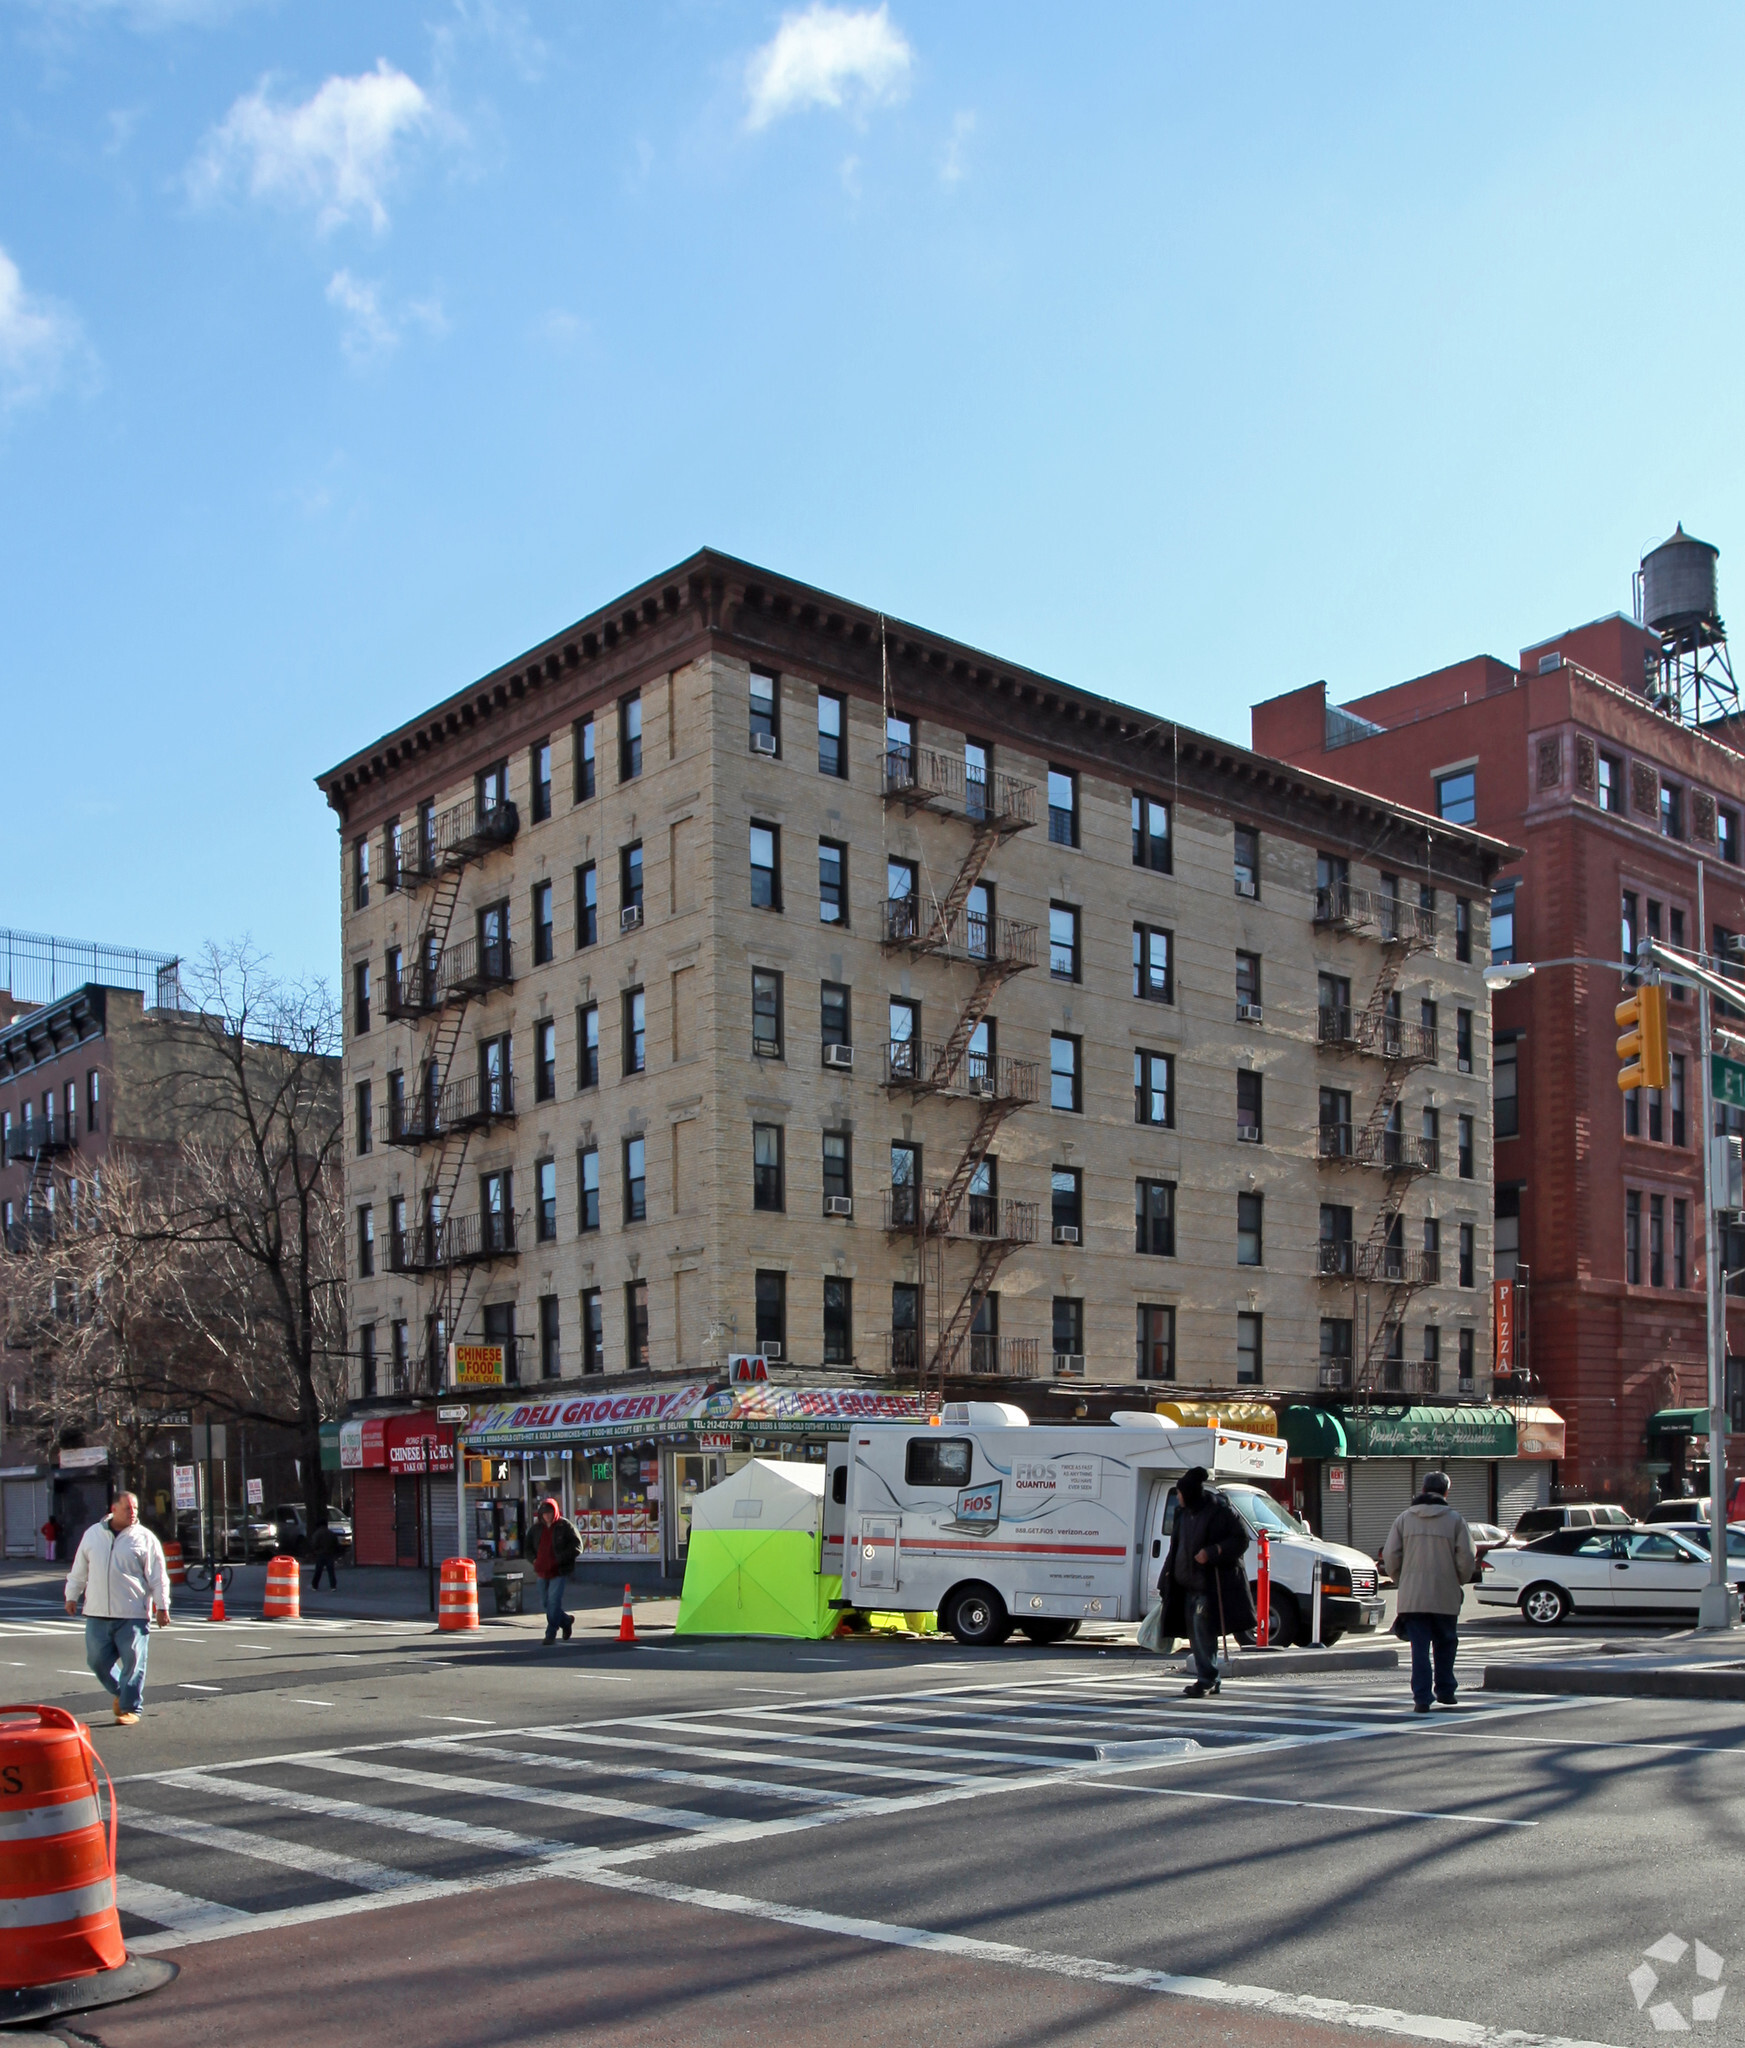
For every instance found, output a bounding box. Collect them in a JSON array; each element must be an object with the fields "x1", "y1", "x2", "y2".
[
  {"x1": 86, "y1": 1617, "x2": 150, "y2": 1713},
  {"x1": 1400, "y1": 1612, "x2": 1459, "y2": 1707},
  {"x1": 541, "y1": 1574, "x2": 570, "y2": 1639}
]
